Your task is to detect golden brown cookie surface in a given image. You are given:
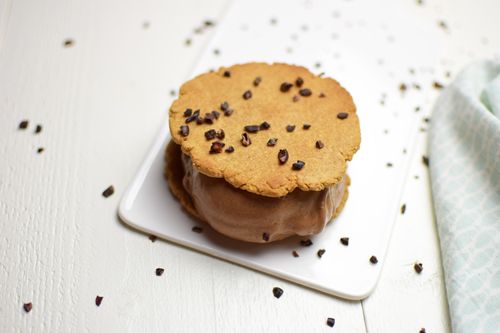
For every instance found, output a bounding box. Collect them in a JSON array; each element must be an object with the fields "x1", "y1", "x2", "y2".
[{"x1": 169, "y1": 63, "x2": 360, "y2": 197}]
